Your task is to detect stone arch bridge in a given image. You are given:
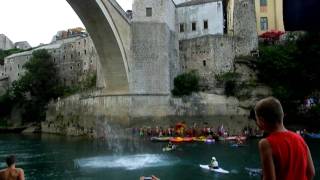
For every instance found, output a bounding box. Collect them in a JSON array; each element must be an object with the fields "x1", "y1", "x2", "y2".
[{"x1": 67, "y1": 0, "x2": 132, "y2": 93}]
